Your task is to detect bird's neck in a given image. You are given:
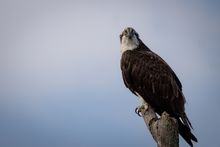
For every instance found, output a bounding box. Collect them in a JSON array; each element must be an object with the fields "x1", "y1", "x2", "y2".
[
  {"x1": 120, "y1": 39, "x2": 151, "y2": 53},
  {"x1": 121, "y1": 38, "x2": 139, "y2": 53}
]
